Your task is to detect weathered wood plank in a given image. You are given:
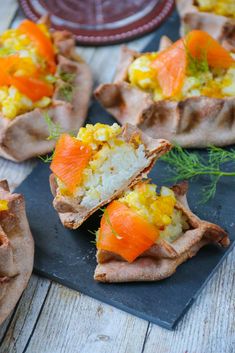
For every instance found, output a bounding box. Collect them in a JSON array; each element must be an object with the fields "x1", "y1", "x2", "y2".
[
  {"x1": 24, "y1": 283, "x2": 148, "y2": 353},
  {"x1": 0, "y1": 0, "x2": 18, "y2": 32},
  {"x1": 0, "y1": 15, "x2": 153, "y2": 353},
  {"x1": 0, "y1": 275, "x2": 50, "y2": 353},
  {"x1": 1, "y1": 6, "x2": 234, "y2": 353},
  {"x1": 76, "y1": 34, "x2": 154, "y2": 85},
  {"x1": 0, "y1": 158, "x2": 36, "y2": 192},
  {"x1": 142, "y1": 248, "x2": 235, "y2": 353},
  {"x1": 0, "y1": 315, "x2": 13, "y2": 343}
]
